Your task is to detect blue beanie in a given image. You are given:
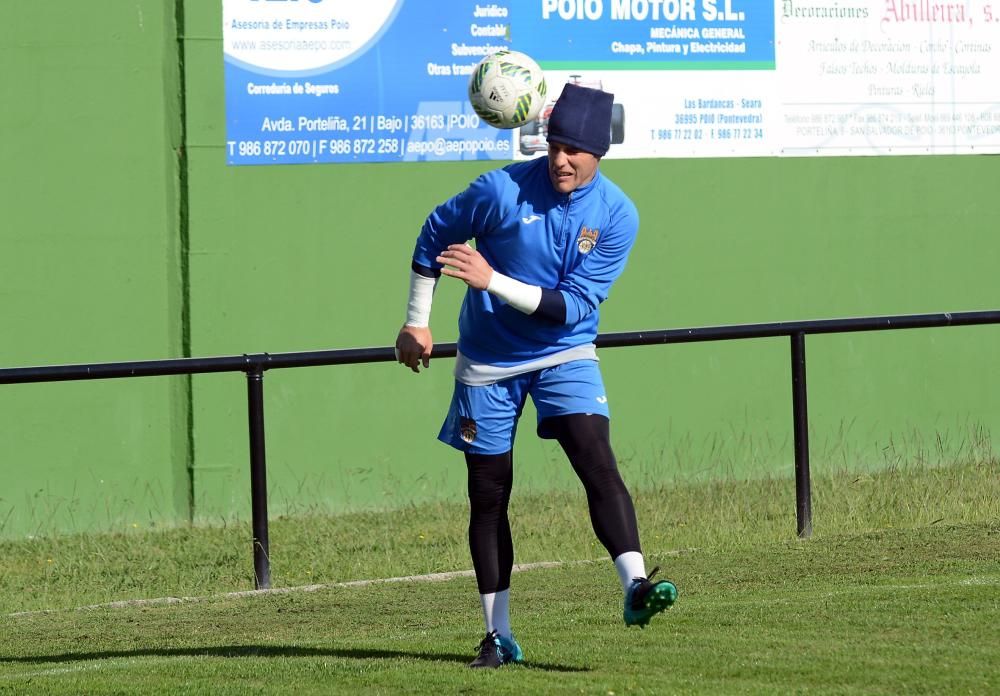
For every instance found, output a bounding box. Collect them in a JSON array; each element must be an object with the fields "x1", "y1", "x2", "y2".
[{"x1": 546, "y1": 83, "x2": 613, "y2": 157}]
